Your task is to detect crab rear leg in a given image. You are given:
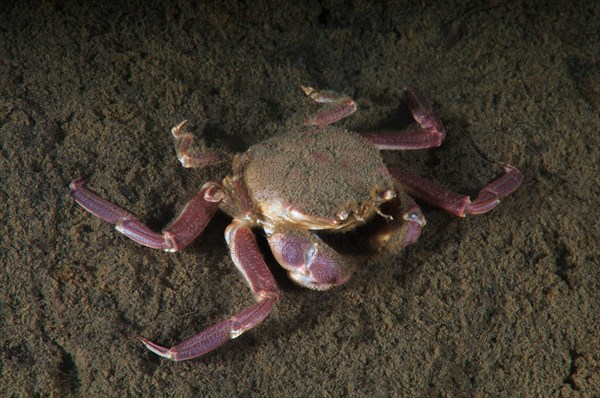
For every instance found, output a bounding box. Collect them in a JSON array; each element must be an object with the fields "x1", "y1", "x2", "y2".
[
  {"x1": 389, "y1": 164, "x2": 523, "y2": 217},
  {"x1": 363, "y1": 85, "x2": 446, "y2": 150},
  {"x1": 69, "y1": 178, "x2": 222, "y2": 251},
  {"x1": 266, "y1": 228, "x2": 355, "y2": 290},
  {"x1": 301, "y1": 85, "x2": 358, "y2": 127},
  {"x1": 140, "y1": 221, "x2": 280, "y2": 361}
]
